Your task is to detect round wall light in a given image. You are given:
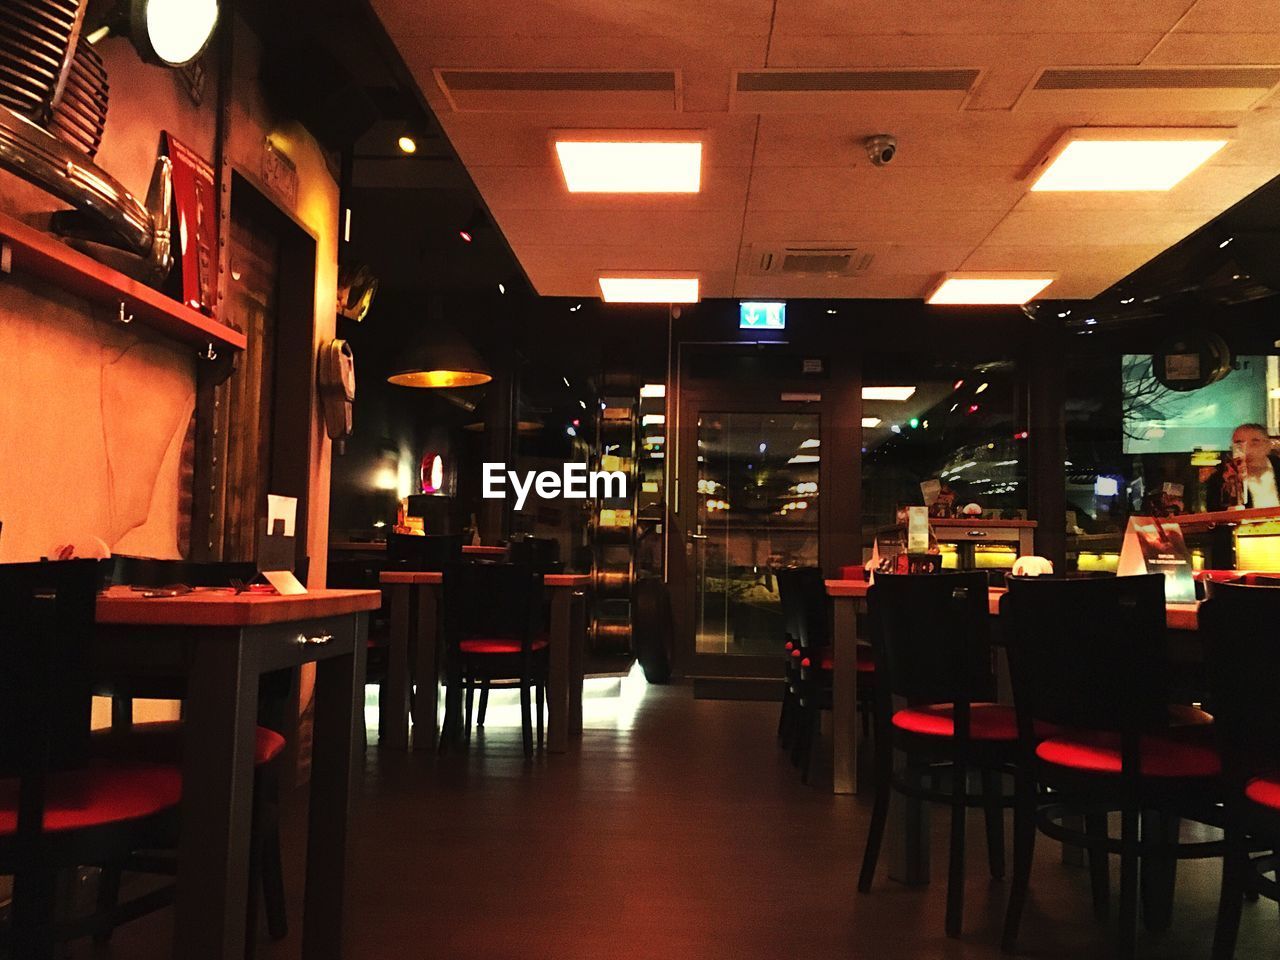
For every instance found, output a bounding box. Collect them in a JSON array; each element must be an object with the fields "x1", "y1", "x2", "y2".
[{"x1": 129, "y1": 0, "x2": 220, "y2": 66}]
